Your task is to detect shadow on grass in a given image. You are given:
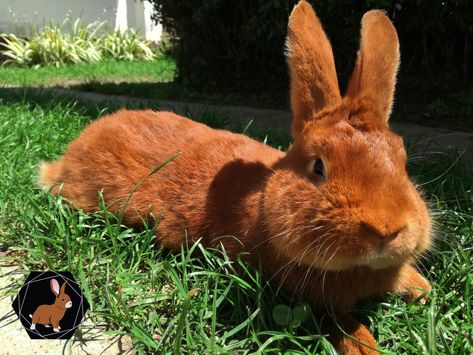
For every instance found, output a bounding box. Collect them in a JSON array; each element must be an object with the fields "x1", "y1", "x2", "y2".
[
  {"x1": 31, "y1": 77, "x2": 473, "y2": 133},
  {"x1": 0, "y1": 86, "x2": 233, "y2": 128},
  {"x1": 0, "y1": 86, "x2": 293, "y2": 148}
]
